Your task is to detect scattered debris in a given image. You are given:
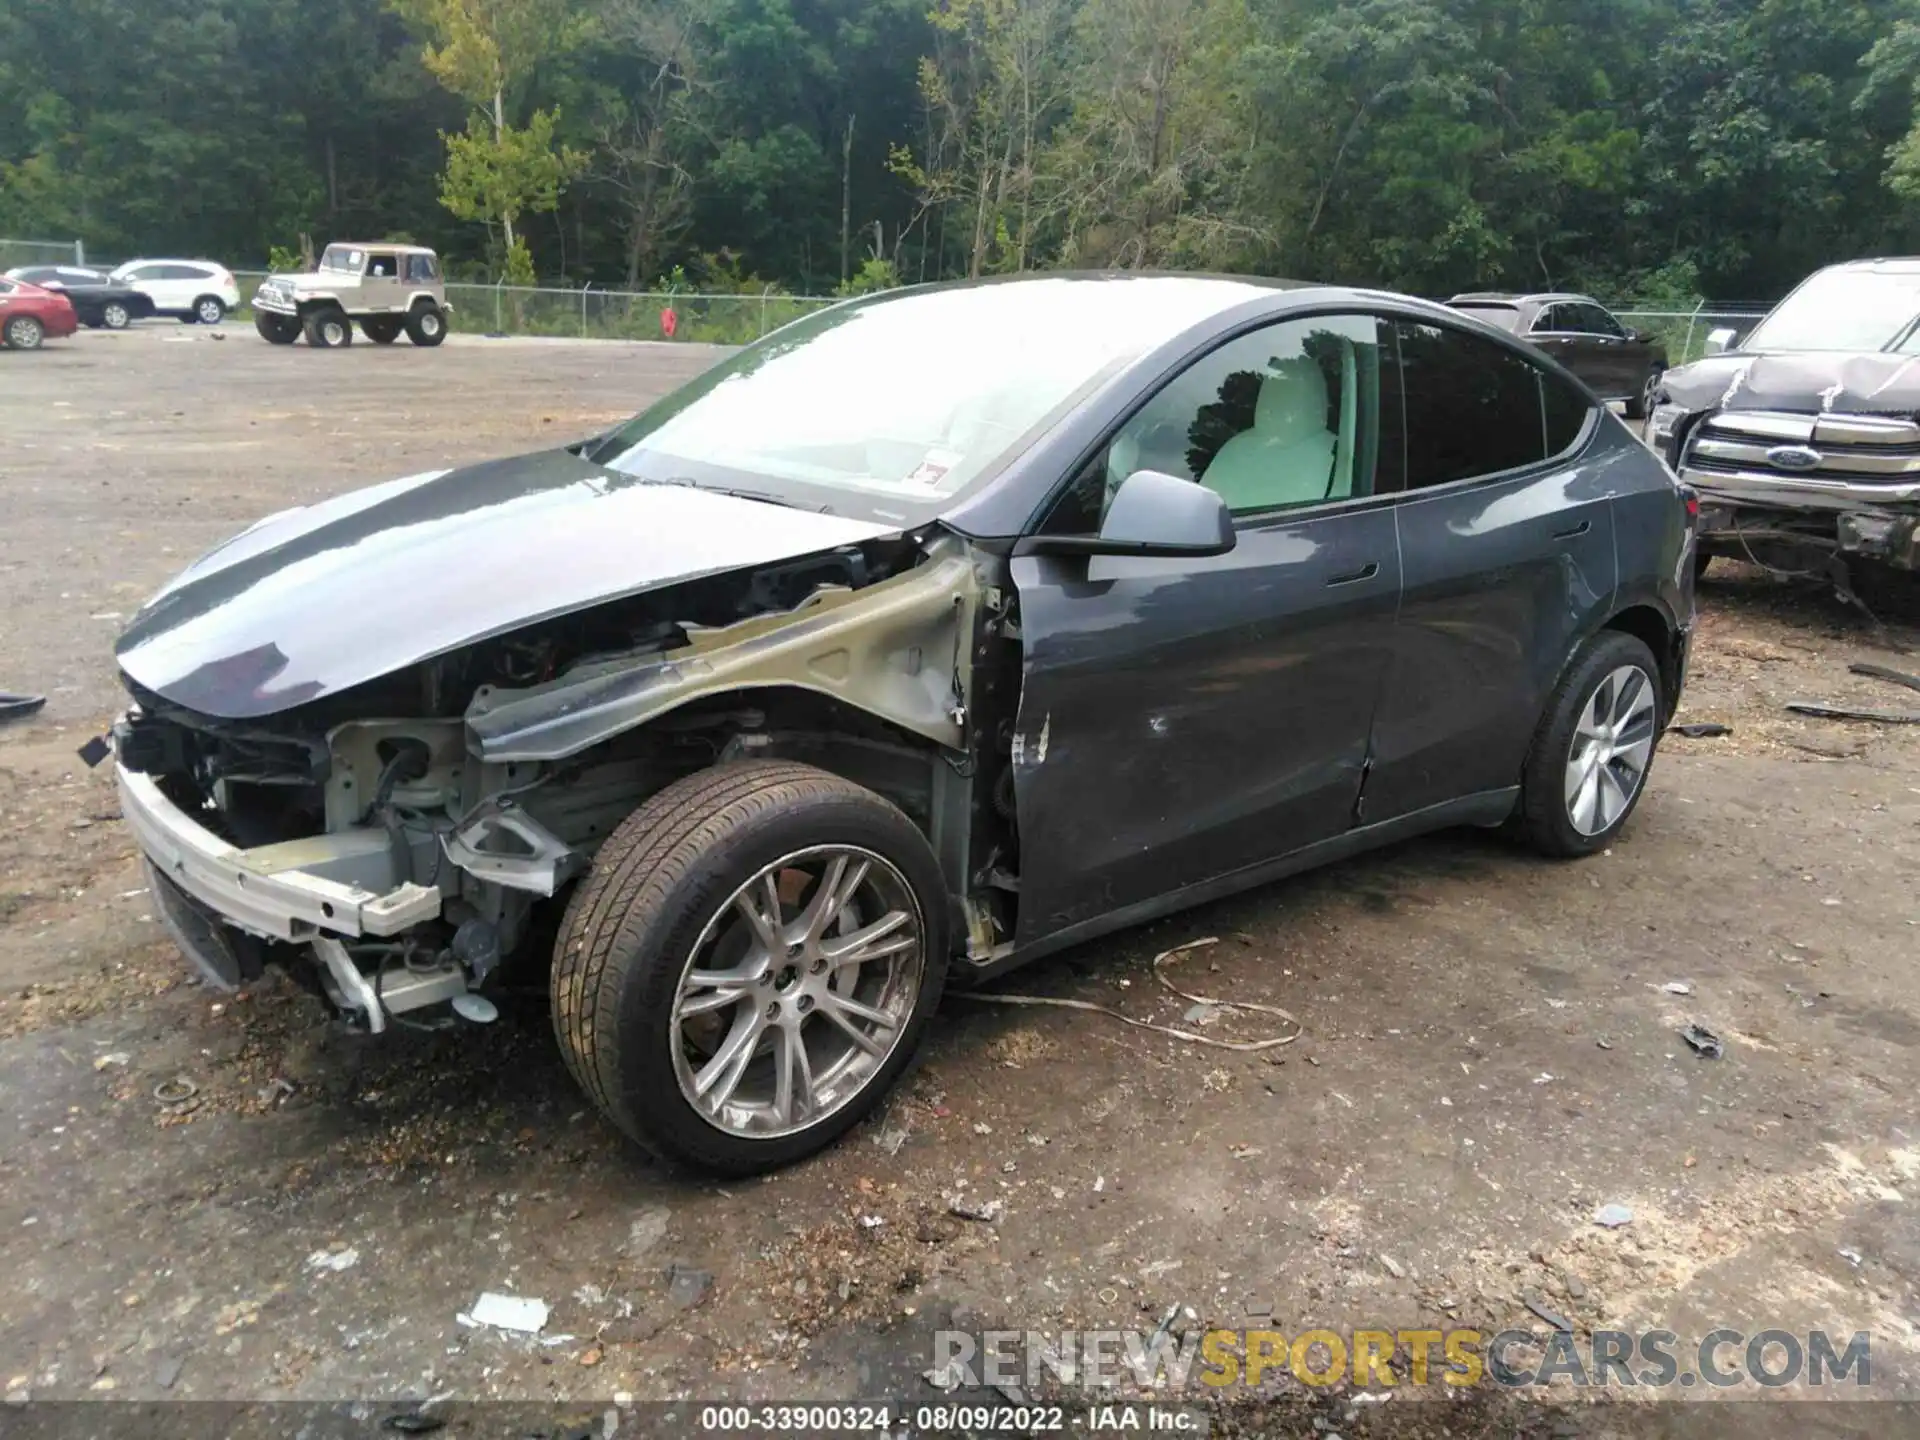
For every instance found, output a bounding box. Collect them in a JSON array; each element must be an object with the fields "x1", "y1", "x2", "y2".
[
  {"x1": 1679, "y1": 1022, "x2": 1725, "y2": 1059},
  {"x1": 152, "y1": 1356, "x2": 184, "y2": 1391},
  {"x1": 151, "y1": 1077, "x2": 198, "y2": 1105},
  {"x1": 972, "y1": 1122, "x2": 993, "y2": 1135},
  {"x1": 1839, "y1": 1248, "x2": 1864, "y2": 1268},
  {"x1": 1669, "y1": 722, "x2": 1732, "y2": 738},
  {"x1": 92, "y1": 1052, "x2": 129, "y2": 1071},
  {"x1": 1851, "y1": 661, "x2": 1920, "y2": 693},
  {"x1": 626, "y1": 1206, "x2": 670, "y2": 1257},
  {"x1": 1378, "y1": 1254, "x2": 1406, "y2": 1279},
  {"x1": 1593, "y1": 1203, "x2": 1634, "y2": 1229},
  {"x1": 955, "y1": 937, "x2": 1303, "y2": 1052},
  {"x1": 1561, "y1": 1271, "x2": 1588, "y2": 1300},
  {"x1": 1596, "y1": 1037, "x2": 1613, "y2": 1050},
  {"x1": 1660, "y1": 981, "x2": 1692, "y2": 996},
  {"x1": 1523, "y1": 1293, "x2": 1573, "y2": 1332},
  {"x1": 1532, "y1": 1073, "x2": 1554, "y2": 1085},
  {"x1": 304, "y1": 1247, "x2": 360, "y2": 1274},
  {"x1": 859, "y1": 1214, "x2": 886, "y2": 1230},
  {"x1": 0, "y1": 693, "x2": 47, "y2": 724},
  {"x1": 461, "y1": 1292, "x2": 549, "y2": 1334},
  {"x1": 383, "y1": 1414, "x2": 445, "y2": 1435},
  {"x1": 665, "y1": 1262, "x2": 714, "y2": 1310},
  {"x1": 1792, "y1": 701, "x2": 1920, "y2": 724},
  {"x1": 948, "y1": 1197, "x2": 1004, "y2": 1223},
  {"x1": 873, "y1": 1123, "x2": 911, "y2": 1157}
]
